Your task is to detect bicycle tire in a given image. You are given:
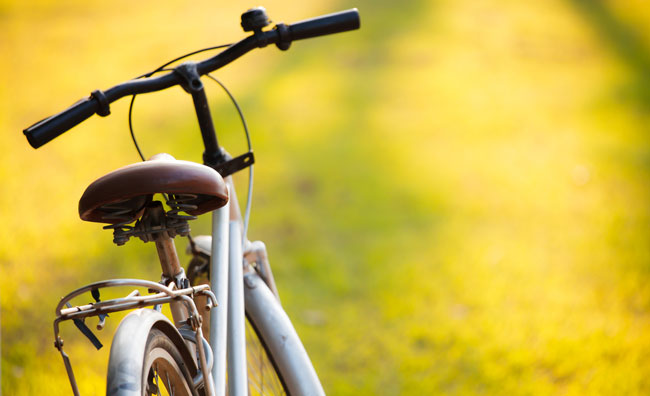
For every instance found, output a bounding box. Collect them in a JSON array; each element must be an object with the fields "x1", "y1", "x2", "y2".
[
  {"x1": 106, "y1": 309, "x2": 199, "y2": 396},
  {"x1": 142, "y1": 328, "x2": 197, "y2": 396}
]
